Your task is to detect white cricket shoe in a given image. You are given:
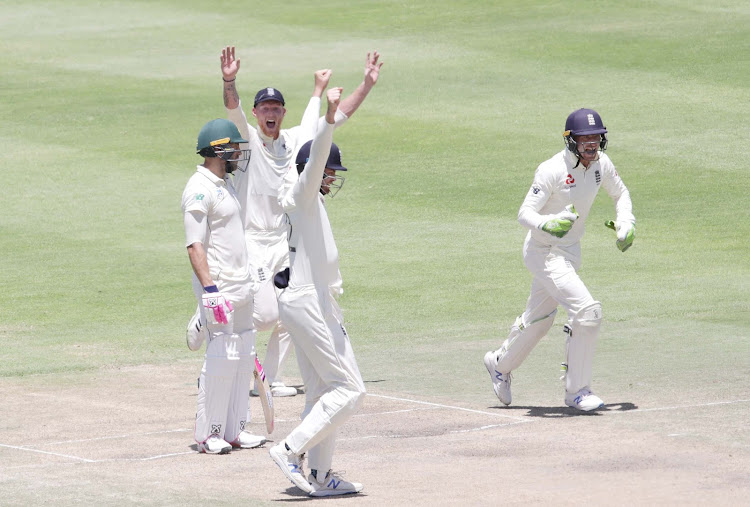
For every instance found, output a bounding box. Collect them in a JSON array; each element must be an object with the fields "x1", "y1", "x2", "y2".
[
  {"x1": 565, "y1": 388, "x2": 604, "y2": 412},
  {"x1": 270, "y1": 382, "x2": 298, "y2": 397},
  {"x1": 308, "y1": 470, "x2": 363, "y2": 497},
  {"x1": 269, "y1": 442, "x2": 312, "y2": 494},
  {"x1": 230, "y1": 431, "x2": 266, "y2": 449},
  {"x1": 198, "y1": 435, "x2": 232, "y2": 455},
  {"x1": 186, "y1": 308, "x2": 206, "y2": 351},
  {"x1": 484, "y1": 351, "x2": 512, "y2": 405}
]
